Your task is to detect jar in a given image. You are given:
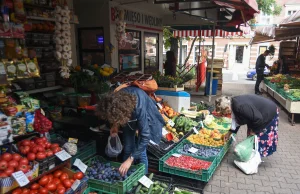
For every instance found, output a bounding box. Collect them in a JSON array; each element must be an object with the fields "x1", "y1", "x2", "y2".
[{"x1": 78, "y1": 94, "x2": 91, "y2": 107}]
